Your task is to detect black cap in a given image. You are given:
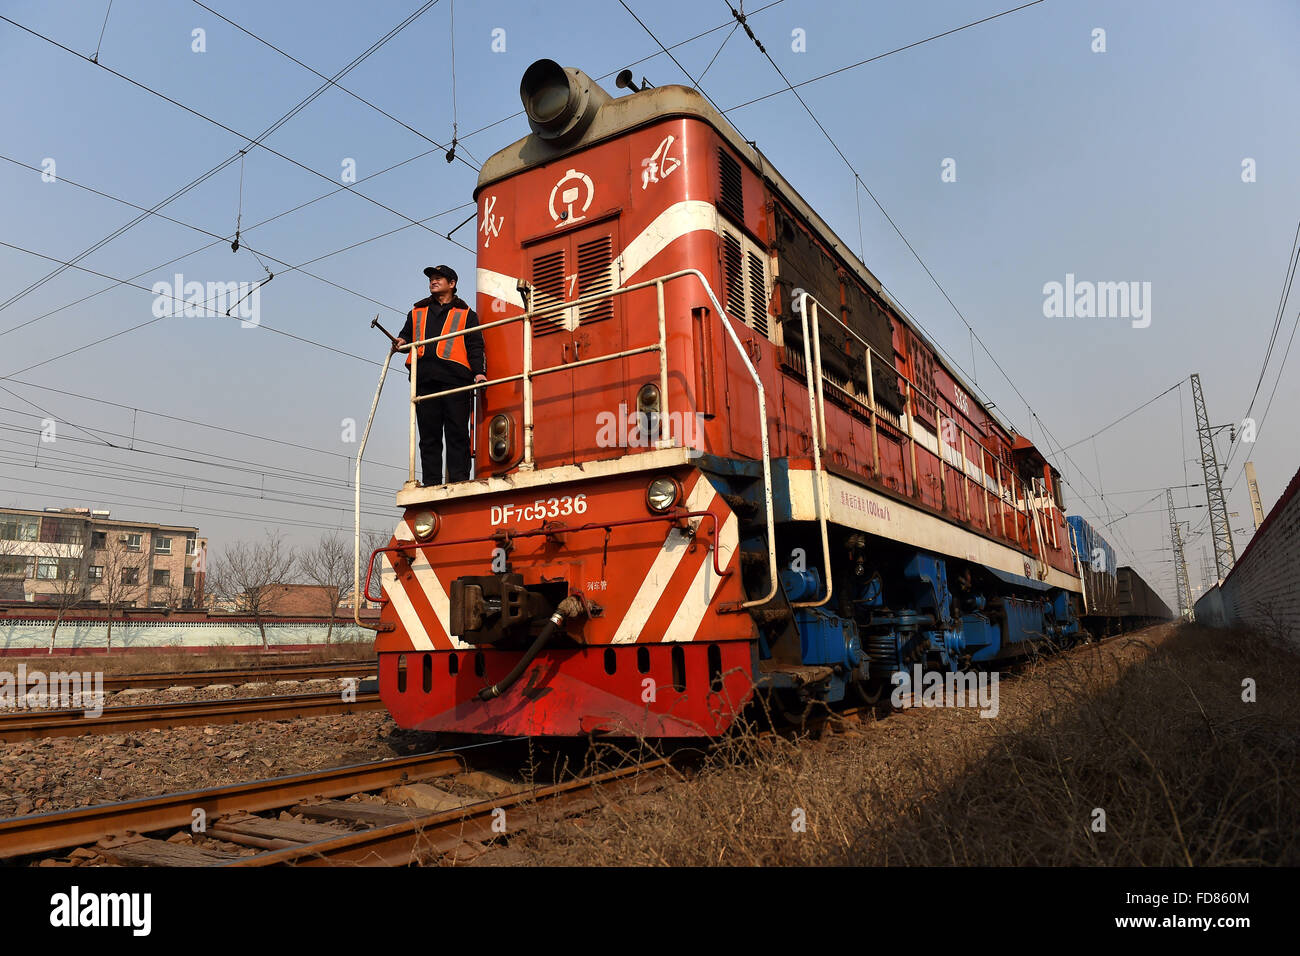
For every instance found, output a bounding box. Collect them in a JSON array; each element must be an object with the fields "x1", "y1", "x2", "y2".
[{"x1": 423, "y1": 264, "x2": 458, "y2": 283}]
